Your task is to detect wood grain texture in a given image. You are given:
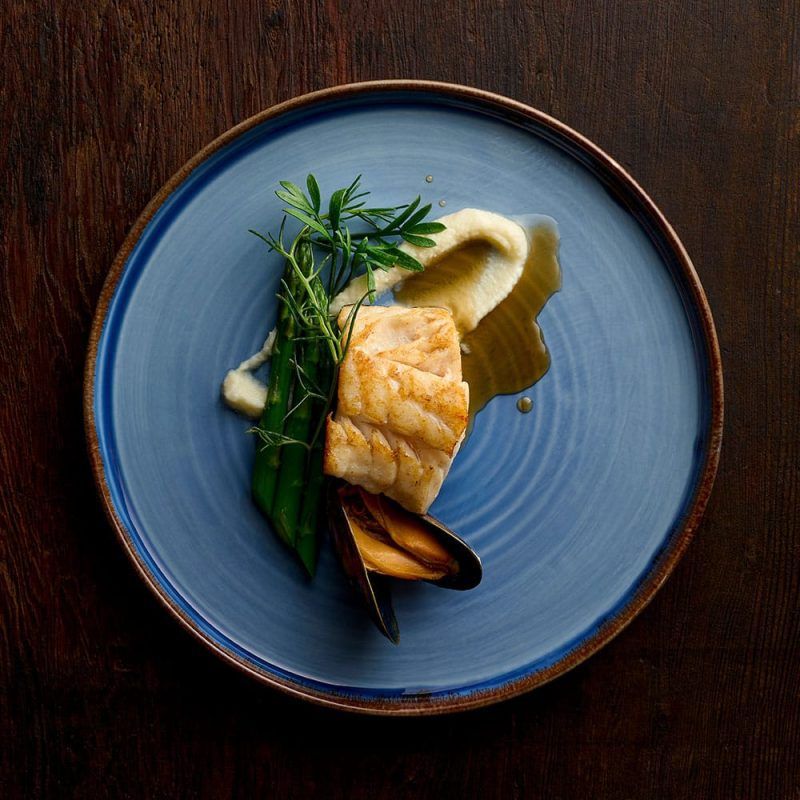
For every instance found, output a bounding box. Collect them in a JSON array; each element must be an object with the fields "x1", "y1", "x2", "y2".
[{"x1": 1, "y1": 1, "x2": 797, "y2": 797}]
